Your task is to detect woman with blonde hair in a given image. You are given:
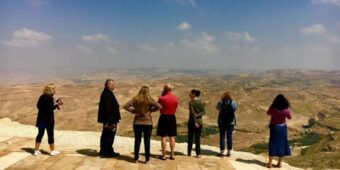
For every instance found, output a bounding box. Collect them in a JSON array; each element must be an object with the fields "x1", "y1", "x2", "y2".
[
  {"x1": 216, "y1": 91, "x2": 237, "y2": 157},
  {"x1": 34, "y1": 84, "x2": 63, "y2": 156},
  {"x1": 123, "y1": 86, "x2": 162, "y2": 163}
]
